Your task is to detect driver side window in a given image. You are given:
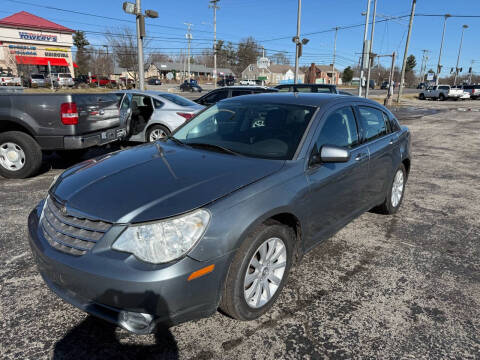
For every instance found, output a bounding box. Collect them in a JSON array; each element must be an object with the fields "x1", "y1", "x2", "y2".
[{"x1": 315, "y1": 107, "x2": 359, "y2": 151}]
